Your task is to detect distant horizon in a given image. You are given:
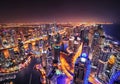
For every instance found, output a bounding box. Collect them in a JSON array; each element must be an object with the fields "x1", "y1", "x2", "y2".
[
  {"x1": 0, "y1": 18, "x2": 114, "y2": 24},
  {"x1": 0, "y1": 18, "x2": 115, "y2": 24},
  {"x1": 0, "y1": 21, "x2": 113, "y2": 25}
]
